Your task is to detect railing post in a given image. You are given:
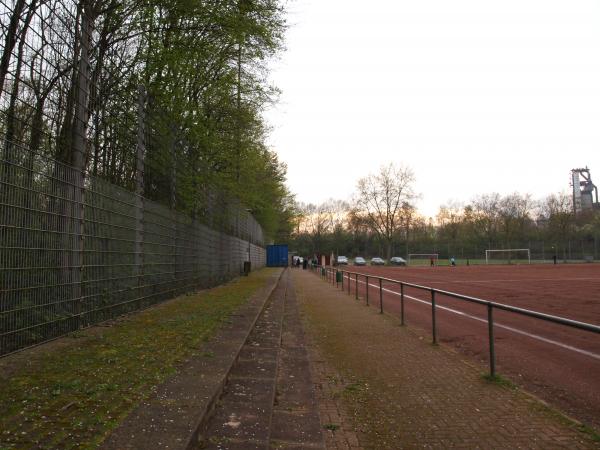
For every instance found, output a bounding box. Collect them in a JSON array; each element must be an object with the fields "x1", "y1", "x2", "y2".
[
  {"x1": 341, "y1": 270, "x2": 344, "y2": 290},
  {"x1": 355, "y1": 274, "x2": 358, "y2": 300},
  {"x1": 488, "y1": 303, "x2": 496, "y2": 377},
  {"x1": 135, "y1": 85, "x2": 146, "y2": 313},
  {"x1": 400, "y1": 283, "x2": 405, "y2": 325},
  {"x1": 431, "y1": 289, "x2": 437, "y2": 344},
  {"x1": 348, "y1": 272, "x2": 351, "y2": 295},
  {"x1": 366, "y1": 276, "x2": 369, "y2": 305},
  {"x1": 379, "y1": 278, "x2": 383, "y2": 314}
]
